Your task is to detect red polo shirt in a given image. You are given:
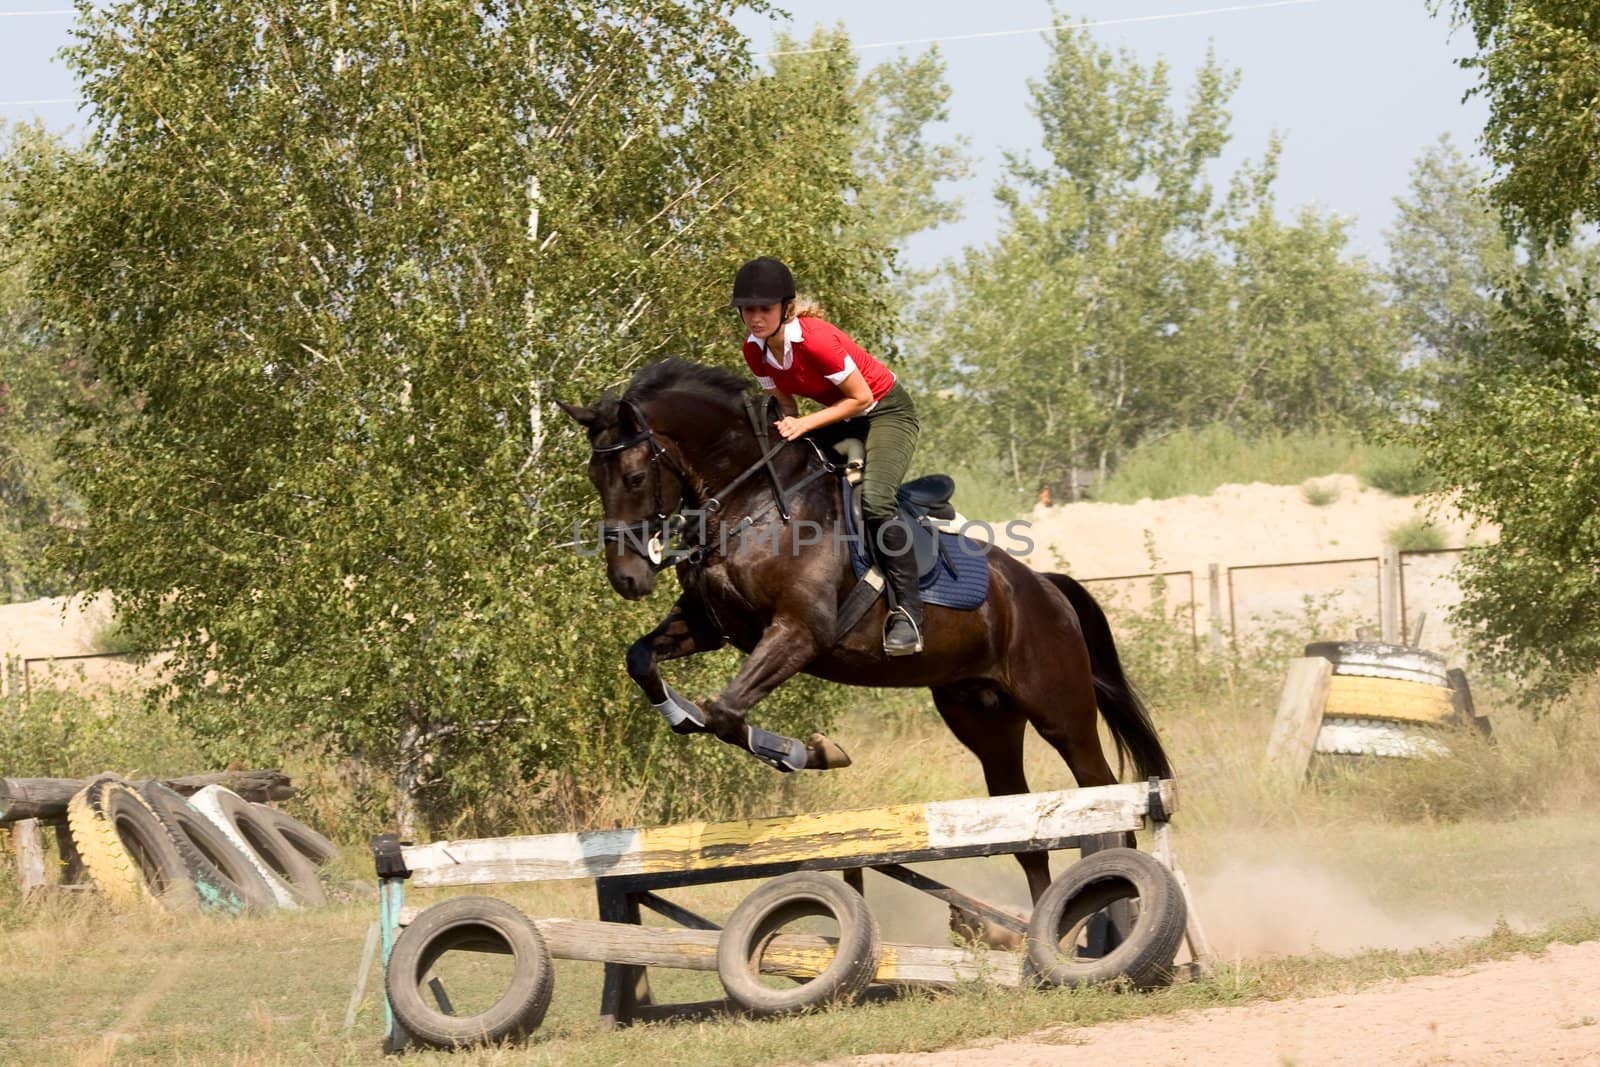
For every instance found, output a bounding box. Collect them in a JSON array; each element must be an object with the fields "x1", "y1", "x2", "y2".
[{"x1": 742, "y1": 317, "x2": 897, "y2": 410}]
